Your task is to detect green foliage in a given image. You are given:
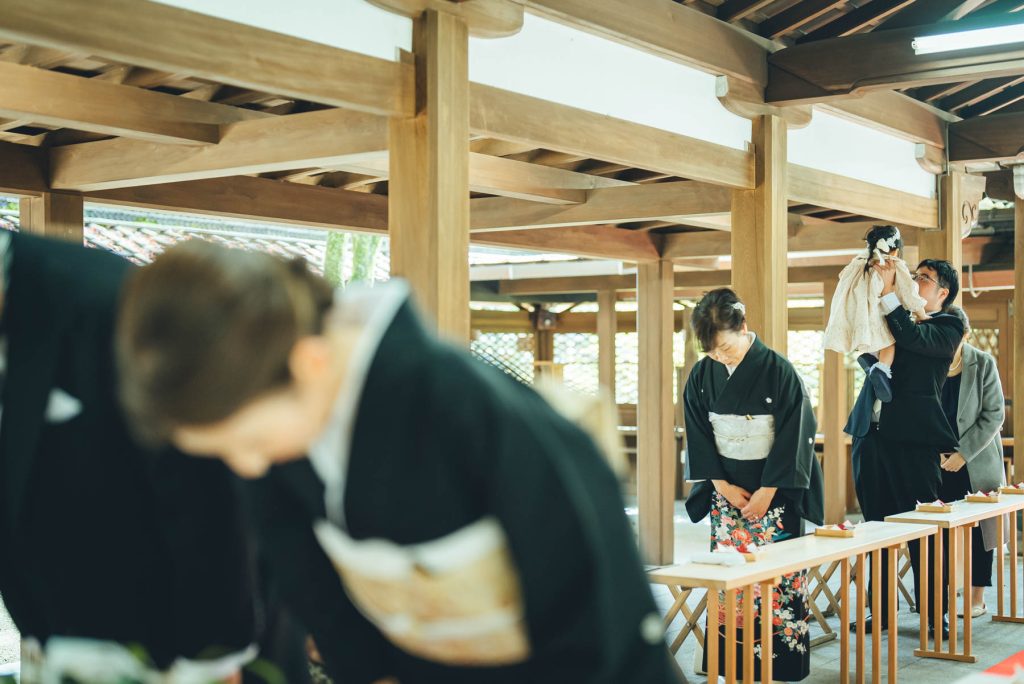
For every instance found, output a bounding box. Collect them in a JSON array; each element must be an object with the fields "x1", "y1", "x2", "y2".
[{"x1": 323, "y1": 232, "x2": 381, "y2": 288}]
